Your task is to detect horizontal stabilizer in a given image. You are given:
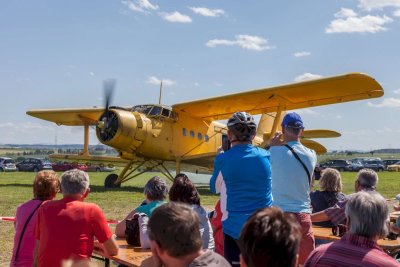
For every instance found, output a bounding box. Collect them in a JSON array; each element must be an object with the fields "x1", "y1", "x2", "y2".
[{"x1": 300, "y1": 139, "x2": 327, "y2": 155}]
